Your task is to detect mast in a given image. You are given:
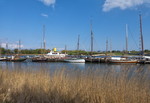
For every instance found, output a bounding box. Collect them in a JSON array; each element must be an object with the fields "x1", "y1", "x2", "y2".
[
  {"x1": 65, "y1": 45, "x2": 67, "y2": 55},
  {"x1": 6, "y1": 43, "x2": 8, "y2": 55},
  {"x1": 125, "y1": 24, "x2": 128, "y2": 53},
  {"x1": 106, "y1": 38, "x2": 108, "y2": 55},
  {"x1": 18, "y1": 40, "x2": 21, "y2": 55},
  {"x1": 77, "y1": 35, "x2": 80, "y2": 50},
  {"x1": 43, "y1": 25, "x2": 46, "y2": 54},
  {"x1": 90, "y1": 20, "x2": 94, "y2": 53},
  {"x1": 0, "y1": 43, "x2": 1, "y2": 57},
  {"x1": 139, "y1": 13, "x2": 144, "y2": 56},
  {"x1": 110, "y1": 39, "x2": 112, "y2": 54}
]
